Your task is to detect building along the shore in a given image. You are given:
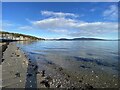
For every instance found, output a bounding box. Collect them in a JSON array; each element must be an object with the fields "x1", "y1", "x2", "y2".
[{"x1": 0, "y1": 31, "x2": 45, "y2": 41}]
